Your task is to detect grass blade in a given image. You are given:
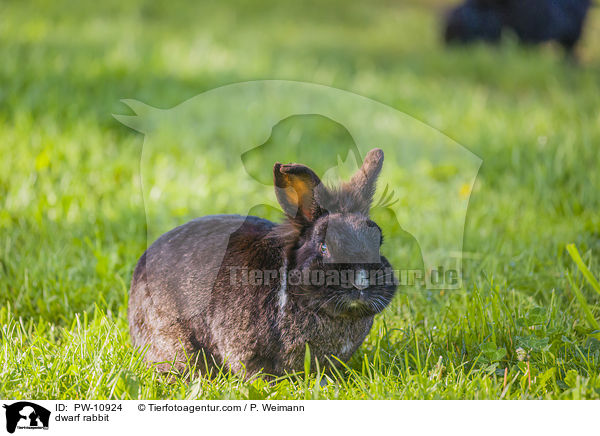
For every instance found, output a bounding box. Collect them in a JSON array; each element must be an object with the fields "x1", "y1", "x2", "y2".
[
  {"x1": 566, "y1": 271, "x2": 600, "y2": 330},
  {"x1": 566, "y1": 244, "x2": 600, "y2": 297}
]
